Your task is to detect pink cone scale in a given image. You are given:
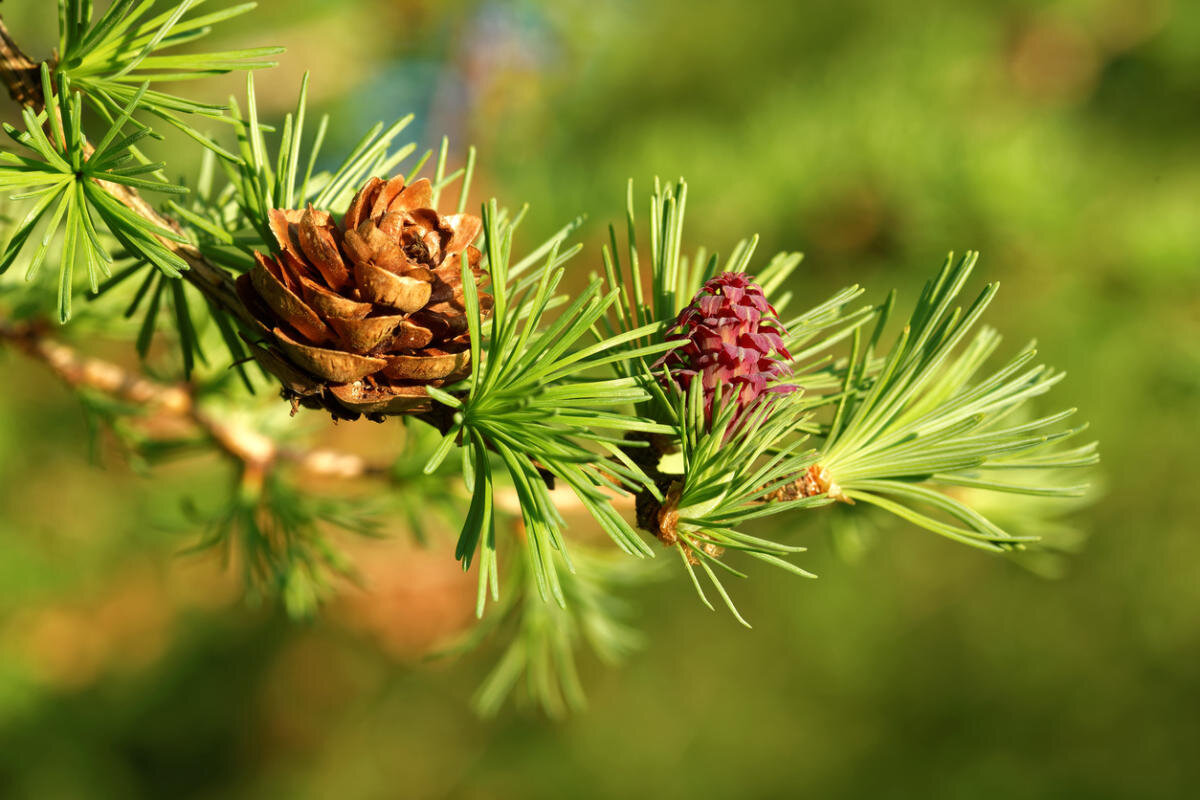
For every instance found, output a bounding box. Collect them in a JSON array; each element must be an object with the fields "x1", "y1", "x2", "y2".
[{"x1": 657, "y1": 272, "x2": 795, "y2": 426}]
